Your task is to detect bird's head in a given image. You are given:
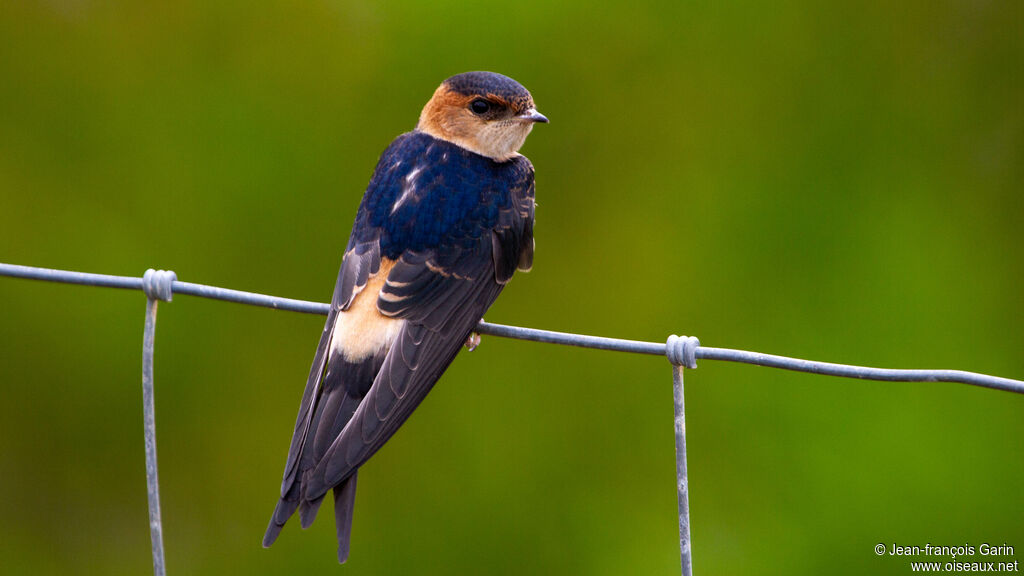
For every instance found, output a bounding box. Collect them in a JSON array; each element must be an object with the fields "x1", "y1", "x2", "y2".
[{"x1": 417, "y1": 71, "x2": 547, "y2": 162}]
